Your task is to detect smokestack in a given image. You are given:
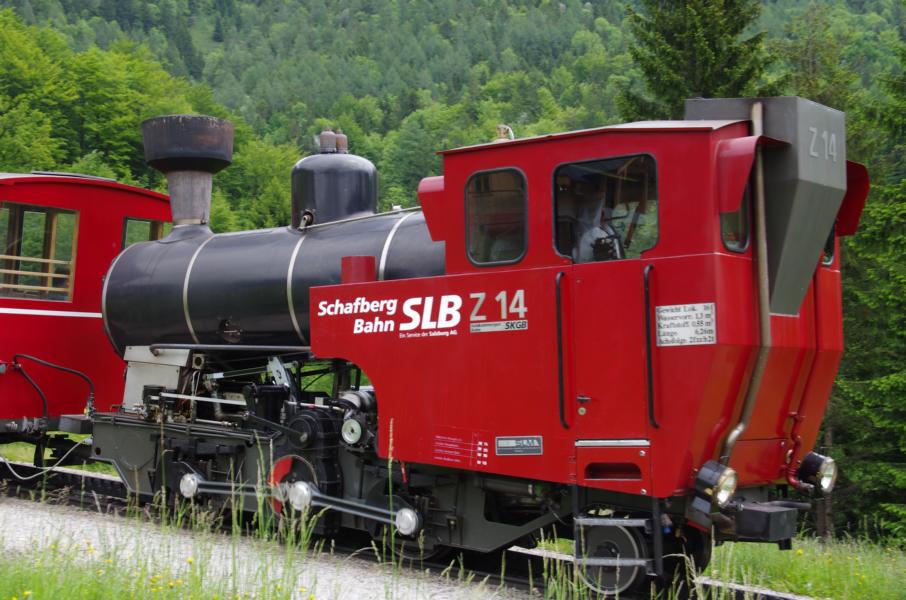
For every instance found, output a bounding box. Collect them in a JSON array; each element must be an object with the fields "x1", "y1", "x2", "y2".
[{"x1": 141, "y1": 115, "x2": 234, "y2": 226}]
